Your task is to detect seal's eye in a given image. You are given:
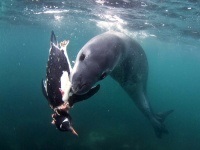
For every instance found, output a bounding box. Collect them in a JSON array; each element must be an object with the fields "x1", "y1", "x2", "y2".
[
  {"x1": 99, "y1": 72, "x2": 107, "y2": 80},
  {"x1": 79, "y1": 53, "x2": 85, "y2": 61}
]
